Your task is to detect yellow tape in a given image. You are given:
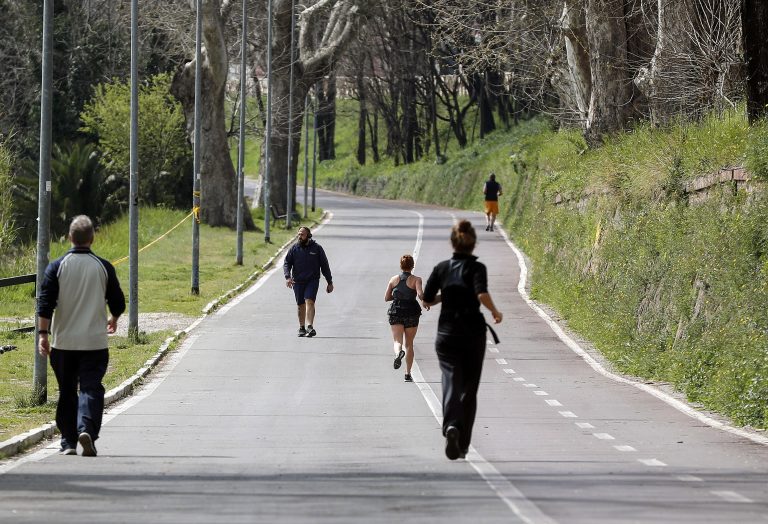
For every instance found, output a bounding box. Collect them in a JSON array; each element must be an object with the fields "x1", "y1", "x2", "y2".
[
  {"x1": 192, "y1": 206, "x2": 201, "y2": 223},
  {"x1": 112, "y1": 212, "x2": 195, "y2": 266}
]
